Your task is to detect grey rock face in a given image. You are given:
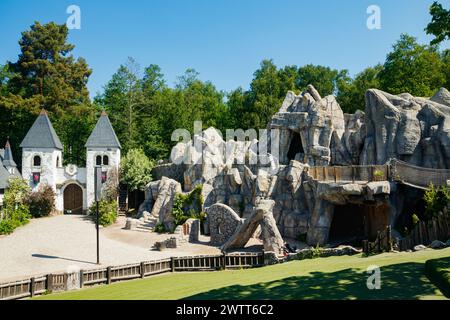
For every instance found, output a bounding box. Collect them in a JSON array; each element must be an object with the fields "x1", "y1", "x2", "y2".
[
  {"x1": 206, "y1": 203, "x2": 243, "y2": 245},
  {"x1": 144, "y1": 85, "x2": 450, "y2": 249},
  {"x1": 150, "y1": 177, "x2": 182, "y2": 231}
]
